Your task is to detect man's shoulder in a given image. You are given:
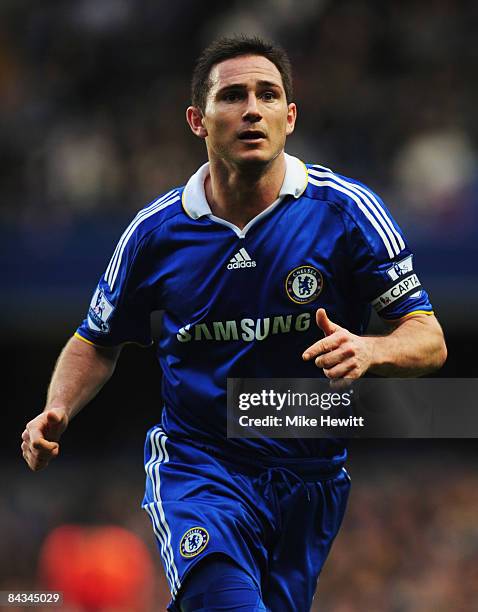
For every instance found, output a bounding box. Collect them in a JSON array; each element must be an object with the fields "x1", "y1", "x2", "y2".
[
  {"x1": 304, "y1": 162, "x2": 404, "y2": 258},
  {"x1": 128, "y1": 186, "x2": 186, "y2": 238},
  {"x1": 304, "y1": 162, "x2": 383, "y2": 214}
]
